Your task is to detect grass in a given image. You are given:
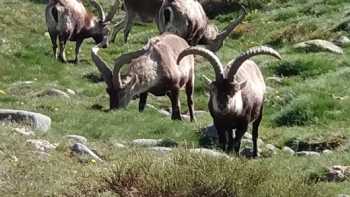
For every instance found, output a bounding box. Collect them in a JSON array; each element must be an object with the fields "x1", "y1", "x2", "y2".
[{"x1": 1, "y1": 0, "x2": 350, "y2": 195}]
